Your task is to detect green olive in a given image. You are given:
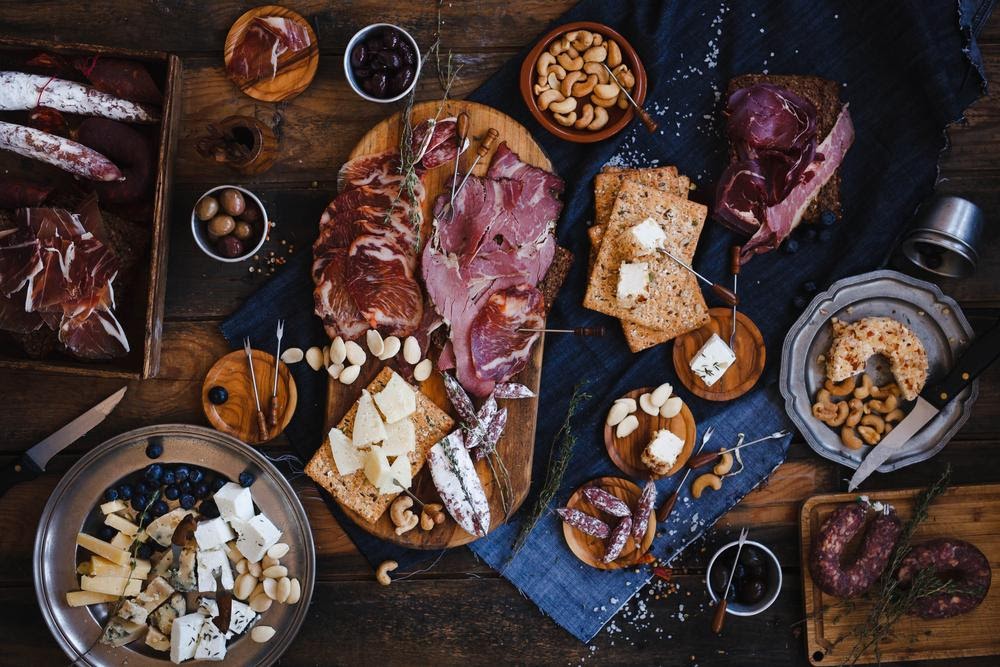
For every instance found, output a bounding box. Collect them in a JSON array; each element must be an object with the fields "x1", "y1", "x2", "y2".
[
  {"x1": 195, "y1": 196, "x2": 219, "y2": 221},
  {"x1": 207, "y1": 214, "x2": 236, "y2": 238},
  {"x1": 233, "y1": 221, "x2": 253, "y2": 241},
  {"x1": 219, "y1": 188, "x2": 246, "y2": 217}
]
